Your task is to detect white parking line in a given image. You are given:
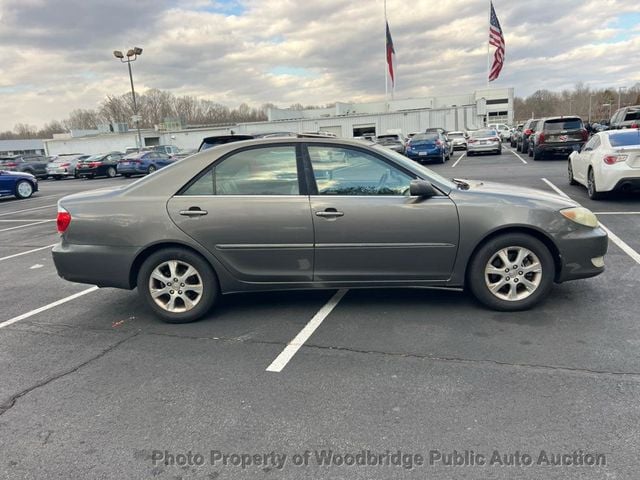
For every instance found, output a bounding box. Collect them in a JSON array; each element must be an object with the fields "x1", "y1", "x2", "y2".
[
  {"x1": 0, "y1": 219, "x2": 53, "y2": 223},
  {"x1": 0, "y1": 203, "x2": 57, "y2": 217},
  {"x1": 593, "y1": 212, "x2": 640, "y2": 215},
  {"x1": 0, "y1": 286, "x2": 99, "y2": 330},
  {"x1": 451, "y1": 153, "x2": 466, "y2": 168},
  {"x1": 266, "y1": 289, "x2": 348, "y2": 373},
  {"x1": 0, "y1": 244, "x2": 57, "y2": 262},
  {"x1": 505, "y1": 147, "x2": 528, "y2": 164},
  {"x1": 541, "y1": 178, "x2": 640, "y2": 265},
  {"x1": 0, "y1": 219, "x2": 54, "y2": 232}
]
